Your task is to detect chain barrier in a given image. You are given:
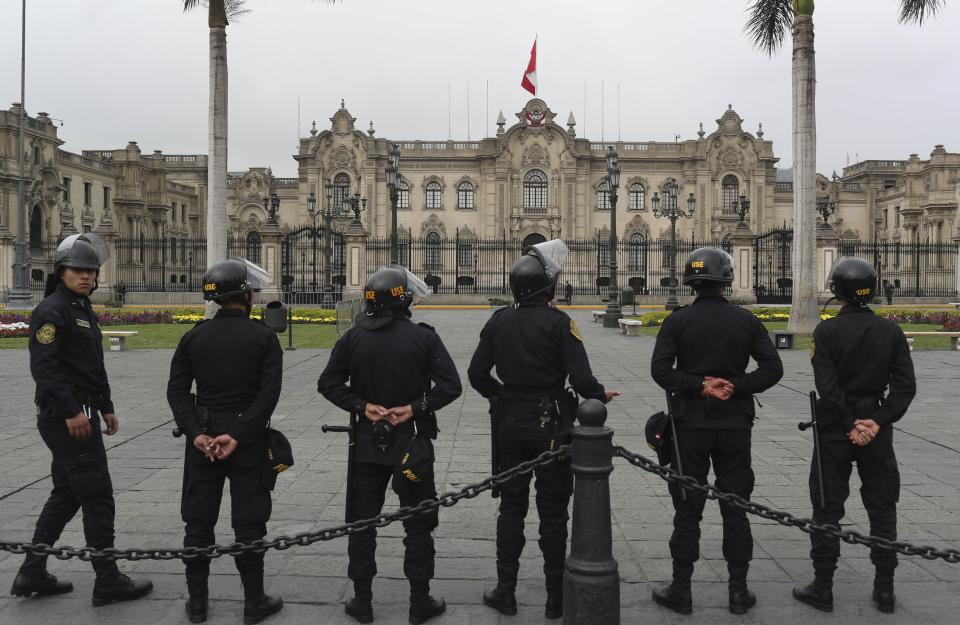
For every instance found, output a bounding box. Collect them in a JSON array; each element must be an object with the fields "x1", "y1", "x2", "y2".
[
  {"x1": 0, "y1": 447, "x2": 568, "y2": 563},
  {"x1": 614, "y1": 445, "x2": 960, "y2": 564}
]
